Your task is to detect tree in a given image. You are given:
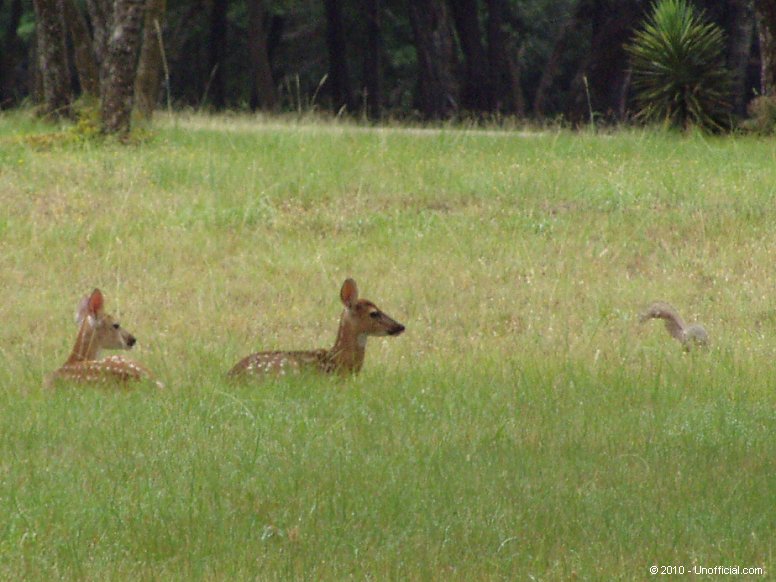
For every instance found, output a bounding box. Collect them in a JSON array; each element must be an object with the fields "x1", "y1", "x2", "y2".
[
  {"x1": 362, "y1": 0, "x2": 382, "y2": 118},
  {"x1": 247, "y1": 0, "x2": 277, "y2": 110},
  {"x1": 324, "y1": 0, "x2": 352, "y2": 111},
  {"x1": 4, "y1": 0, "x2": 755, "y2": 122},
  {"x1": 101, "y1": 0, "x2": 146, "y2": 134},
  {"x1": 407, "y1": 0, "x2": 458, "y2": 118},
  {"x1": 726, "y1": 0, "x2": 755, "y2": 116},
  {"x1": 32, "y1": 0, "x2": 72, "y2": 118},
  {"x1": 487, "y1": 0, "x2": 523, "y2": 114},
  {"x1": 567, "y1": 0, "x2": 643, "y2": 122},
  {"x1": 0, "y1": 0, "x2": 24, "y2": 107},
  {"x1": 85, "y1": 0, "x2": 111, "y2": 76},
  {"x1": 533, "y1": 0, "x2": 583, "y2": 118},
  {"x1": 755, "y1": 0, "x2": 776, "y2": 95},
  {"x1": 209, "y1": 0, "x2": 228, "y2": 108},
  {"x1": 63, "y1": 0, "x2": 99, "y2": 97},
  {"x1": 135, "y1": 0, "x2": 168, "y2": 118},
  {"x1": 449, "y1": 0, "x2": 492, "y2": 111}
]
